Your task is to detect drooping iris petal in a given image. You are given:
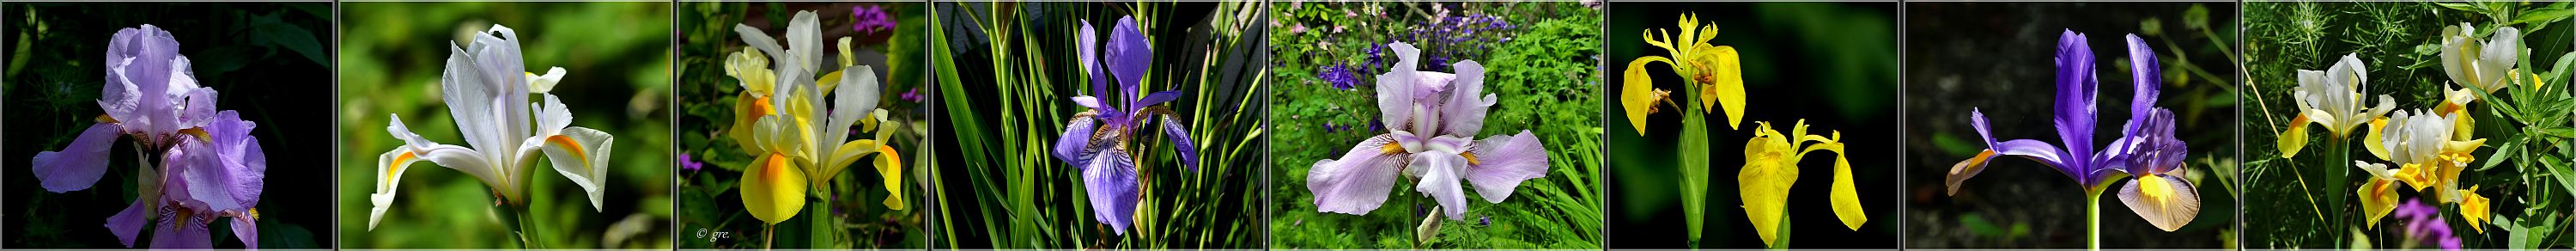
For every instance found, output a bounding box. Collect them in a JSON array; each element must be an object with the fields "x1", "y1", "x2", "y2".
[
  {"x1": 872, "y1": 144, "x2": 906, "y2": 210},
  {"x1": 148, "y1": 211, "x2": 213, "y2": 248},
  {"x1": 229, "y1": 215, "x2": 258, "y2": 248},
  {"x1": 2357, "y1": 177, "x2": 2400, "y2": 228},
  {"x1": 1054, "y1": 113, "x2": 1097, "y2": 166},
  {"x1": 2459, "y1": 186, "x2": 2491, "y2": 233},
  {"x1": 1412, "y1": 153, "x2": 1470, "y2": 220},
  {"x1": 371, "y1": 117, "x2": 500, "y2": 230},
  {"x1": 743, "y1": 154, "x2": 807, "y2": 225},
  {"x1": 537, "y1": 126, "x2": 615, "y2": 211},
  {"x1": 106, "y1": 181, "x2": 154, "y2": 247},
  {"x1": 2116, "y1": 174, "x2": 2201, "y2": 231},
  {"x1": 208, "y1": 111, "x2": 265, "y2": 209},
  {"x1": 1161, "y1": 114, "x2": 1199, "y2": 170},
  {"x1": 1463, "y1": 131, "x2": 1546, "y2": 203},
  {"x1": 32, "y1": 122, "x2": 122, "y2": 193},
  {"x1": 1826, "y1": 143, "x2": 1865, "y2": 230},
  {"x1": 1308, "y1": 135, "x2": 1405, "y2": 215},
  {"x1": 1706, "y1": 46, "x2": 1746, "y2": 130},
  {"x1": 1739, "y1": 122, "x2": 1796, "y2": 247},
  {"x1": 1080, "y1": 146, "x2": 1139, "y2": 235},
  {"x1": 1618, "y1": 58, "x2": 1670, "y2": 135}
]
